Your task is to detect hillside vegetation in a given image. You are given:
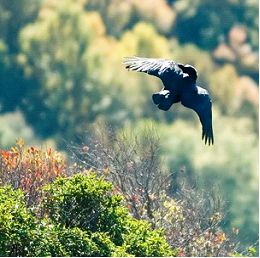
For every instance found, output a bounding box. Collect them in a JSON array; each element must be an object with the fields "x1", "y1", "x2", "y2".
[{"x1": 0, "y1": 140, "x2": 256, "y2": 256}]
